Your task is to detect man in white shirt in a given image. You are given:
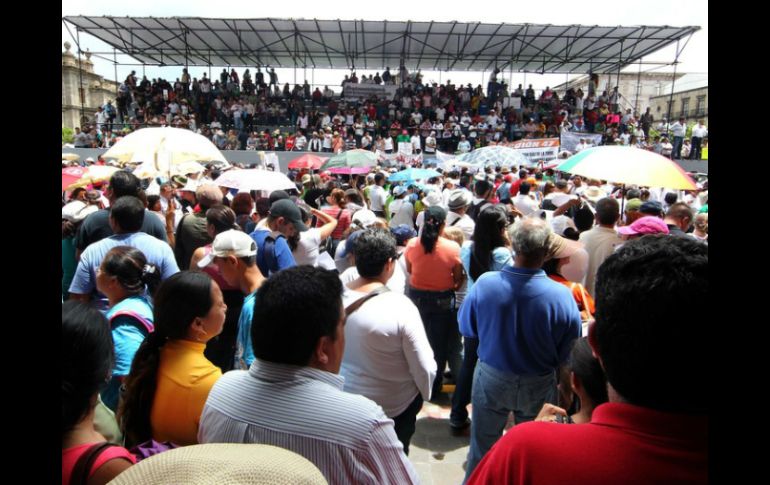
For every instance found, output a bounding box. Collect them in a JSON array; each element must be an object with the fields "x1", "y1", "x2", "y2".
[
  {"x1": 199, "y1": 266, "x2": 419, "y2": 484},
  {"x1": 388, "y1": 186, "x2": 415, "y2": 229},
  {"x1": 435, "y1": 106, "x2": 446, "y2": 122},
  {"x1": 485, "y1": 110, "x2": 500, "y2": 128},
  {"x1": 445, "y1": 189, "x2": 476, "y2": 240},
  {"x1": 410, "y1": 131, "x2": 422, "y2": 154},
  {"x1": 690, "y1": 120, "x2": 708, "y2": 160},
  {"x1": 457, "y1": 135, "x2": 471, "y2": 153},
  {"x1": 511, "y1": 181, "x2": 540, "y2": 217},
  {"x1": 340, "y1": 229, "x2": 436, "y2": 455},
  {"x1": 670, "y1": 117, "x2": 687, "y2": 159},
  {"x1": 424, "y1": 131, "x2": 437, "y2": 154},
  {"x1": 369, "y1": 173, "x2": 388, "y2": 217},
  {"x1": 578, "y1": 197, "x2": 622, "y2": 297},
  {"x1": 294, "y1": 131, "x2": 307, "y2": 151},
  {"x1": 322, "y1": 129, "x2": 333, "y2": 152}
]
